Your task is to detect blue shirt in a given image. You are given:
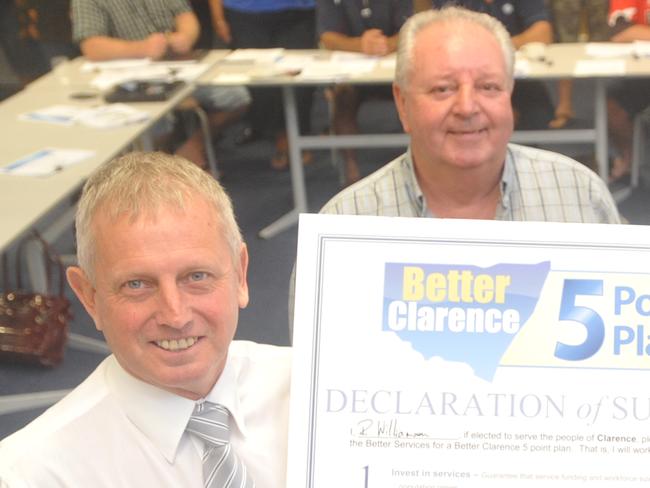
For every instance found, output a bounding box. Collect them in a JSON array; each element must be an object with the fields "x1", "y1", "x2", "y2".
[
  {"x1": 317, "y1": 0, "x2": 412, "y2": 37},
  {"x1": 430, "y1": 0, "x2": 549, "y2": 36},
  {"x1": 223, "y1": 0, "x2": 315, "y2": 13}
]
